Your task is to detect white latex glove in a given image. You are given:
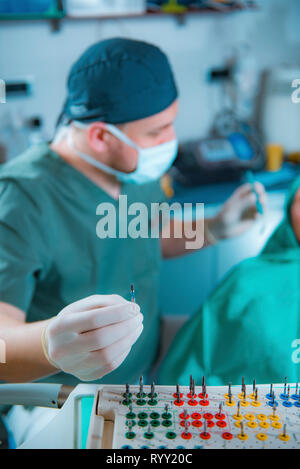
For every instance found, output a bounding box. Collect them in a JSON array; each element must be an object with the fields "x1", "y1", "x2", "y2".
[
  {"x1": 207, "y1": 182, "x2": 267, "y2": 240},
  {"x1": 42, "y1": 295, "x2": 143, "y2": 381}
]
